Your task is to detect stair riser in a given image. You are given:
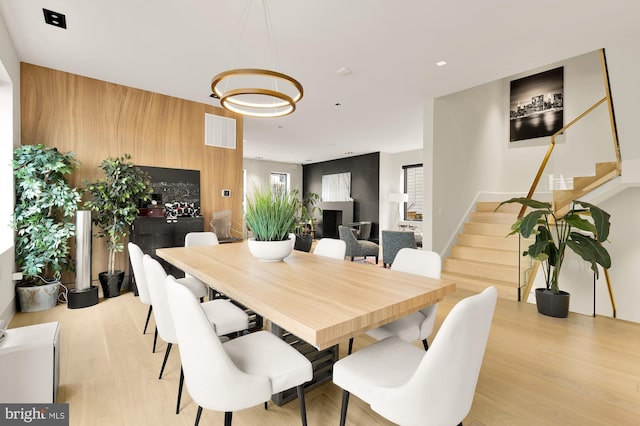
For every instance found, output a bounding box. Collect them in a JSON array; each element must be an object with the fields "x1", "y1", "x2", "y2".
[
  {"x1": 463, "y1": 222, "x2": 513, "y2": 237},
  {"x1": 456, "y1": 234, "x2": 524, "y2": 251},
  {"x1": 450, "y1": 246, "x2": 528, "y2": 267},
  {"x1": 443, "y1": 259, "x2": 521, "y2": 283},
  {"x1": 470, "y1": 212, "x2": 519, "y2": 224}
]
